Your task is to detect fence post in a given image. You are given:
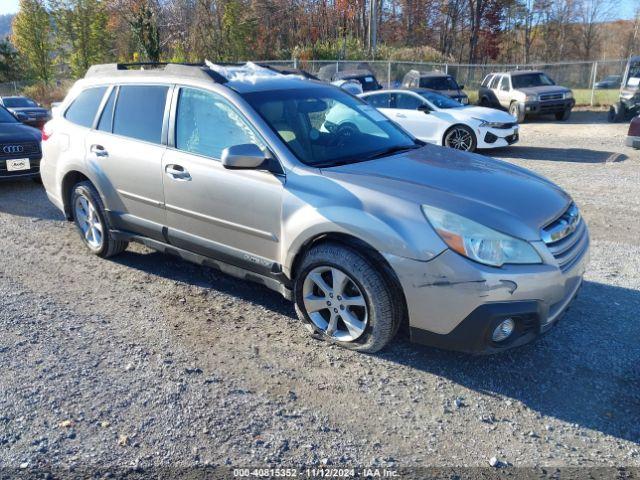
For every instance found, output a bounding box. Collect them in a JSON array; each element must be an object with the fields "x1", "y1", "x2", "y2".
[
  {"x1": 293, "y1": 57, "x2": 298, "y2": 69},
  {"x1": 387, "y1": 61, "x2": 392, "y2": 88},
  {"x1": 445, "y1": 63, "x2": 448, "y2": 74},
  {"x1": 590, "y1": 61, "x2": 598, "y2": 107}
]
